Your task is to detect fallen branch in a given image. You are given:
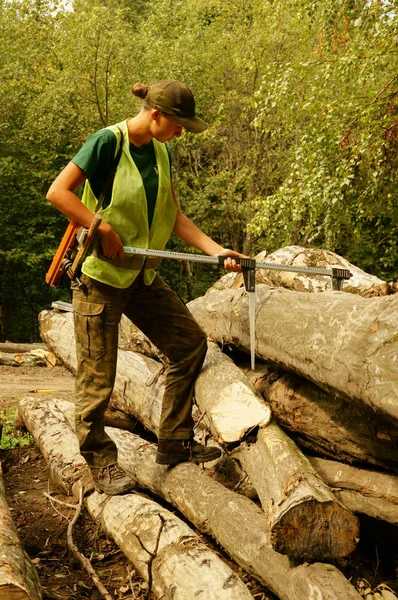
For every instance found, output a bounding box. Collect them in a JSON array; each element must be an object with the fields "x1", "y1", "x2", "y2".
[{"x1": 66, "y1": 484, "x2": 113, "y2": 600}]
